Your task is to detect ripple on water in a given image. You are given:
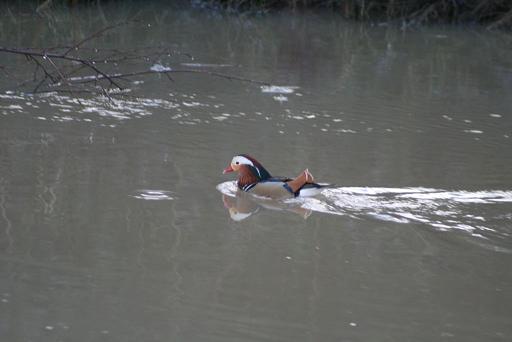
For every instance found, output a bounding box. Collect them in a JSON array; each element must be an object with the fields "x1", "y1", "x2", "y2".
[
  {"x1": 260, "y1": 85, "x2": 298, "y2": 94},
  {"x1": 0, "y1": 90, "x2": 359, "y2": 136},
  {"x1": 217, "y1": 181, "x2": 512, "y2": 250},
  {"x1": 132, "y1": 190, "x2": 175, "y2": 201},
  {"x1": 2, "y1": 90, "x2": 510, "y2": 143}
]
